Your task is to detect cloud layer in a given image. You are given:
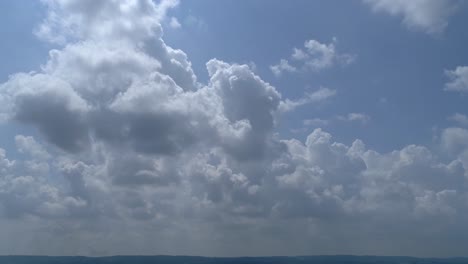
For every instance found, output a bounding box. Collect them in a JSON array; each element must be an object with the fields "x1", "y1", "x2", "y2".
[{"x1": 0, "y1": 0, "x2": 467, "y2": 257}]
